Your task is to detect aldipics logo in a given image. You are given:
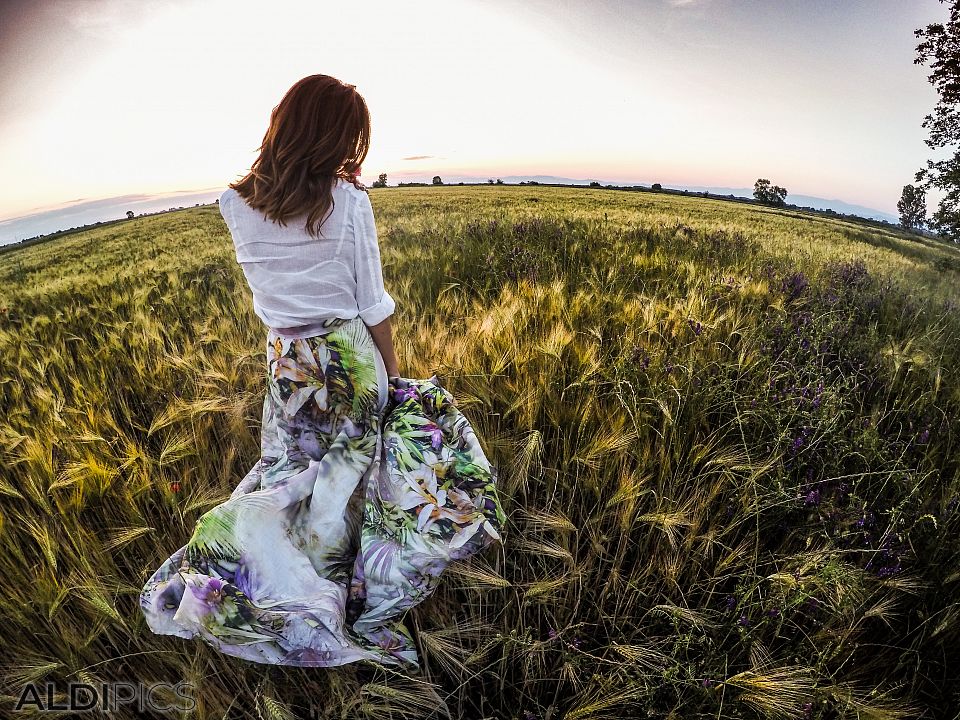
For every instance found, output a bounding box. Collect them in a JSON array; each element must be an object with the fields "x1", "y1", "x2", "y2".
[{"x1": 13, "y1": 681, "x2": 196, "y2": 713}]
